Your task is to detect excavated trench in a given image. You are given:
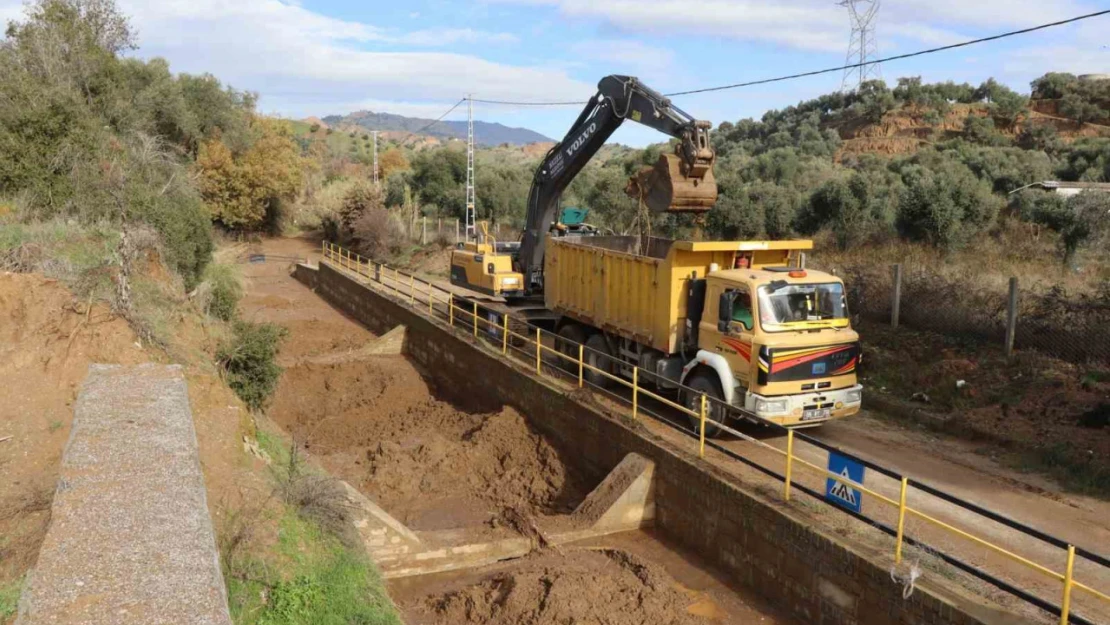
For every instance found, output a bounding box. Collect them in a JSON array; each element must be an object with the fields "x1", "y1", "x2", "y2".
[
  {"x1": 268, "y1": 356, "x2": 588, "y2": 531},
  {"x1": 242, "y1": 241, "x2": 792, "y2": 625}
]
